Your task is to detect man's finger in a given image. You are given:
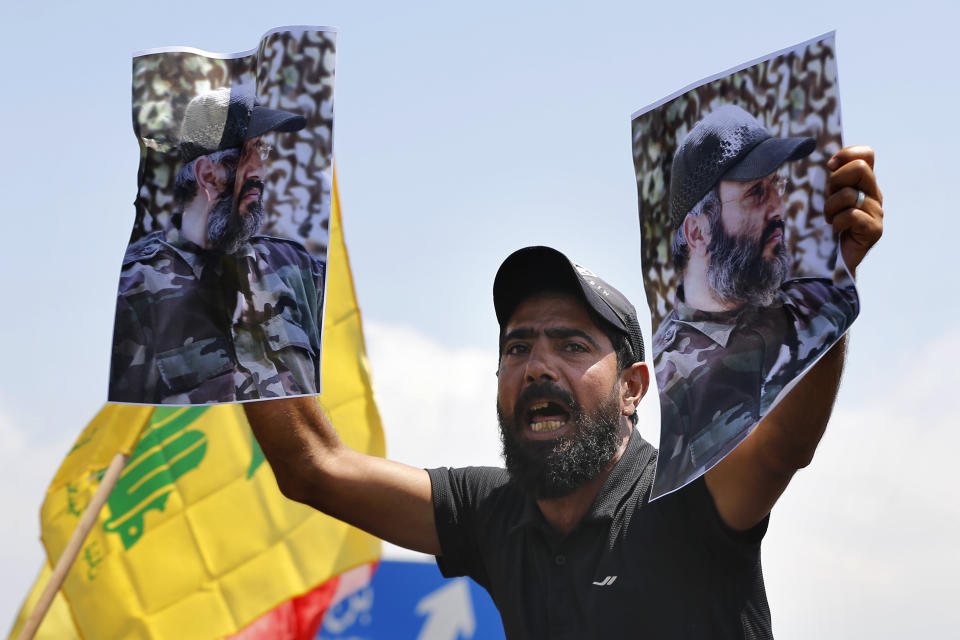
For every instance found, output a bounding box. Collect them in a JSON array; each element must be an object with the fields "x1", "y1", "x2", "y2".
[
  {"x1": 829, "y1": 205, "x2": 884, "y2": 271},
  {"x1": 826, "y1": 158, "x2": 881, "y2": 200},
  {"x1": 823, "y1": 186, "x2": 882, "y2": 224},
  {"x1": 830, "y1": 207, "x2": 883, "y2": 237},
  {"x1": 826, "y1": 145, "x2": 875, "y2": 171}
]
